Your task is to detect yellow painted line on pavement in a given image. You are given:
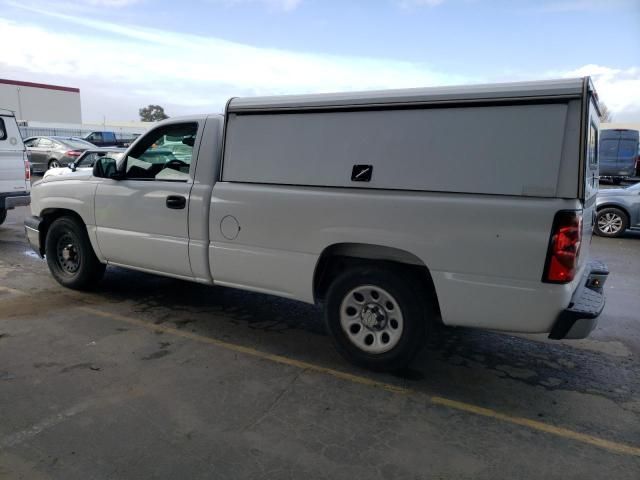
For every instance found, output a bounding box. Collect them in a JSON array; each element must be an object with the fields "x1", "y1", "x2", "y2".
[
  {"x1": 78, "y1": 306, "x2": 410, "y2": 395},
  {"x1": 77, "y1": 305, "x2": 640, "y2": 458},
  {"x1": 429, "y1": 396, "x2": 640, "y2": 458}
]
